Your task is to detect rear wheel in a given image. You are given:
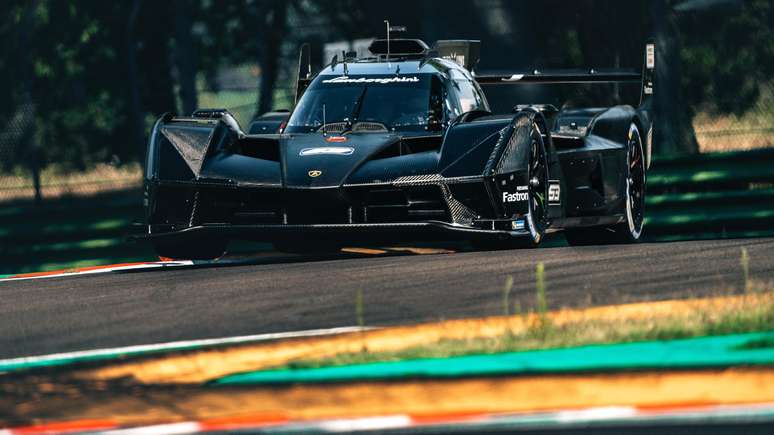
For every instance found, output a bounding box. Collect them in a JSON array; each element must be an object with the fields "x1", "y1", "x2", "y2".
[
  {"x1": 565, "y1": 122, "x2": 645, "y2": 245},
  {"x1": 152, "y1": 238, "x2": 228, "y2": 260}
]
